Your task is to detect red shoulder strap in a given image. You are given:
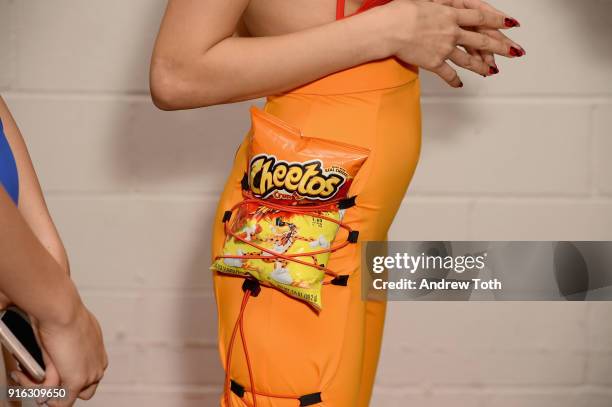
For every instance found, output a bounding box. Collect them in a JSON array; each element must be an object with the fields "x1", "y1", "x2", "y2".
[
  {"x1": 337, "y1": 0, "x2": 392, "y2": 20},
  {"x1": 336, "y1": 0, "x2": 346, "y2": 20},
  {"x1": 359, "y1": 0, "x2": 393, "y2": 12}
]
